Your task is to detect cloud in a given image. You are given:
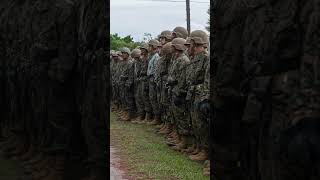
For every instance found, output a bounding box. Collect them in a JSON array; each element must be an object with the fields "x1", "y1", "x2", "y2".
[{"x1": 111, "y1": 0, "x2": 210, "y2": 41}]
